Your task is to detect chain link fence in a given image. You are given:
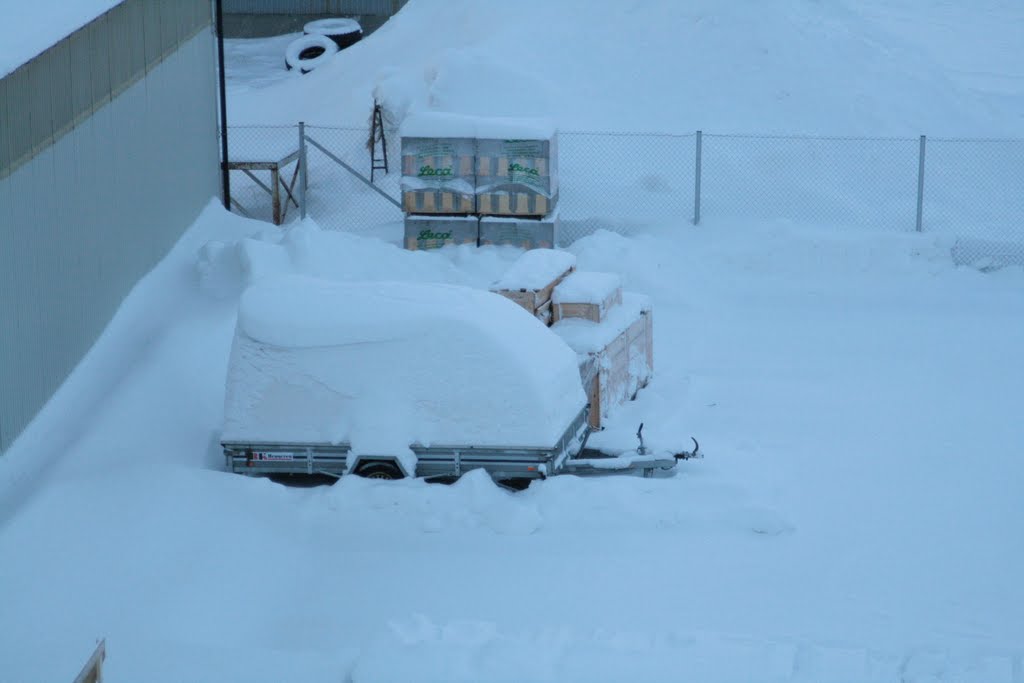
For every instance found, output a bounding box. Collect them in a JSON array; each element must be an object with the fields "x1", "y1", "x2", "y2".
[
  {"x1": 226, "y1": 125, "x2": 304, "y2": 225},
  {"x1": 224, "y1": 124, "x2": 1024, "y2": 258}
]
